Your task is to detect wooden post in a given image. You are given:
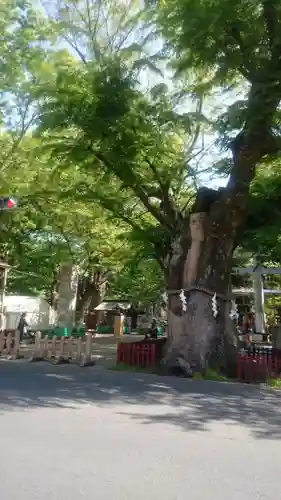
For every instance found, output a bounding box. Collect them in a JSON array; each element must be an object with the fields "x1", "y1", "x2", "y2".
[
  {"x1": 252, "y1": 267, "x2": 265, "y2": 334},
  {"x1": 66, "y1": 336, "x2": 72, "y2": 360},
  {"x1": 0, "y1": 330, "x2": 5, "y2": 353},
  {"x1": 114, "y1": 314, "x2": 123, "y2": 337},
  {"x1": 29, "y1": 331, "x2": 42, "y2": 362},
  {"x1": 42, "y1": 335, "x2": 49, "y2": 359},
  {"x1": 76, "y1": 336, "x2": 82, "y2": 363},
  {"x1": 6, "y1": 332, "x2": 13, "y2": 354},
  {"x1": 51, "y1": 335, "x2": 57, "y2": 359},
  {"x1": 0, "y1": 264, "x2": 10, "y2": 331},
  {"x1": 56, "y1": 337, "x2": 65, "y2": 364},
  {"x1": 80, "y1": 333, "x2": 94, "y2": 366},
  {"x1": 13, "y1": 329, "x2": 20, "y2": 359}
]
